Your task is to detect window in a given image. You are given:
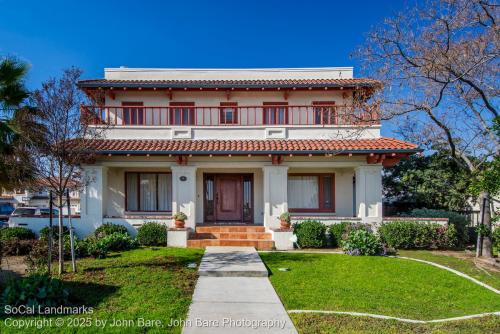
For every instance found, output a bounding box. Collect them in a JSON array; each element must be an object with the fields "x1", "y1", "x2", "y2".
[
  {"x1": 219, "y1": 102, "x2": 238, "y2": 124},
  {"x1": 122, "y1": 102, "x2": 144, "y2": 125},
  {"x1": 263, "y1": 102, "x2": 288, "y2": 125},
  {"x1": 170, "y1": 102, "x2": 195, "y2": 125},
  {"x1": 287, "y1": 174, "x2": 335, "y2": 212},
  {"x1": 126, "y1": 172, "x2": 172, "y2": 212},
  {"x1": 313, "y1": 101, "x2": 336, "y2": 125}
]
